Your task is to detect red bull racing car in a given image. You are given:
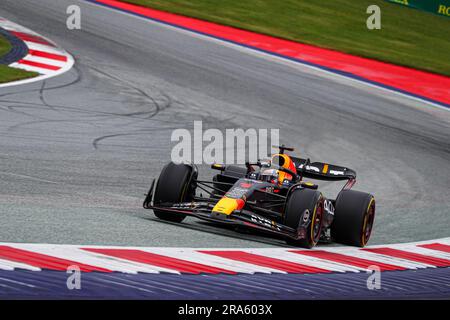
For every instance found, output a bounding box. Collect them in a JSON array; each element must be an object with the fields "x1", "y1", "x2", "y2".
[{"x1": 143, "y1": 146, "x2": 375, "y2": 248}]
